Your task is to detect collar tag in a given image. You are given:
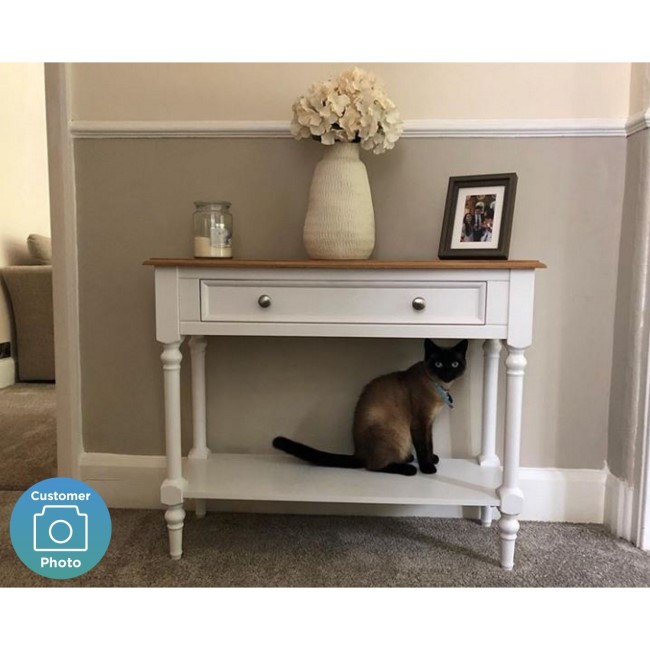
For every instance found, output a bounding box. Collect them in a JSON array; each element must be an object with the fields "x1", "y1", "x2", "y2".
[{"x1": 434, "y1": 383, "x2": 454, "y2": 408}]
